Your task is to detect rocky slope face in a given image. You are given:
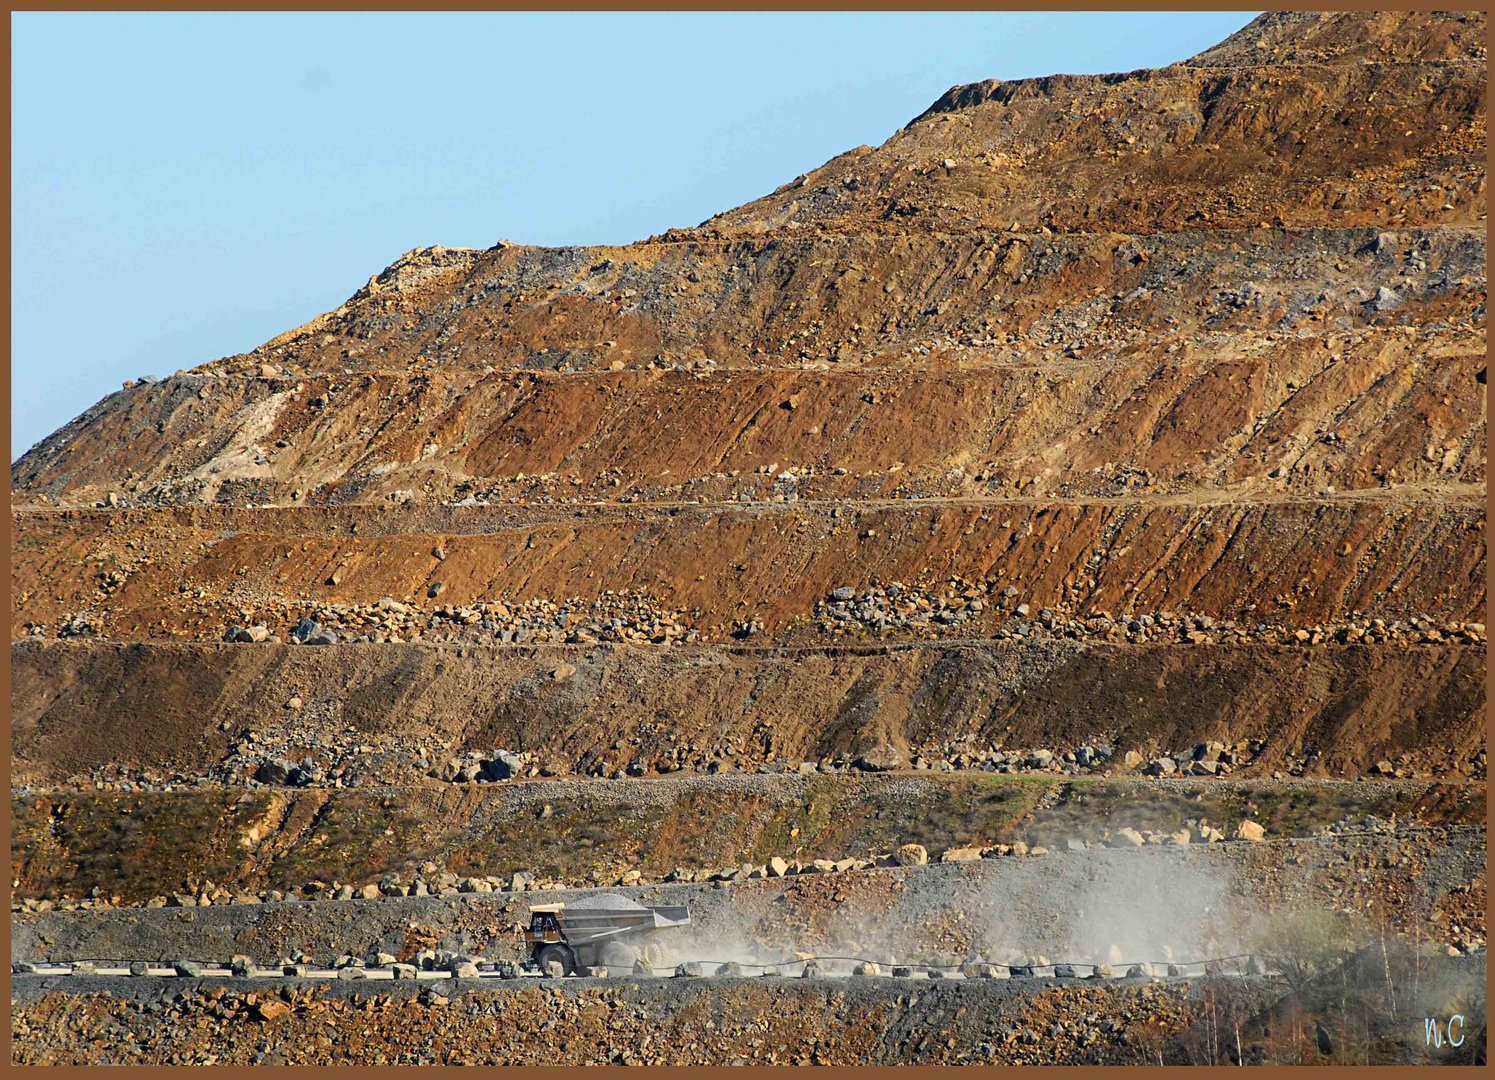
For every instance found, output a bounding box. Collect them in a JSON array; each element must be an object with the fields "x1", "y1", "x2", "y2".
[
  {"x1": 11, "y1": 958, "x2": 1486, "y2": 1066},
  {"x1": 0, "y1": 974, "x2": 1294, "y2": 1066},
  {"x1": 8, "y1": 11, "x2": 1487, "y2": 1065},
  {"x1": 10, "y1": 11, "x2": 1484, "y2": 787}
]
